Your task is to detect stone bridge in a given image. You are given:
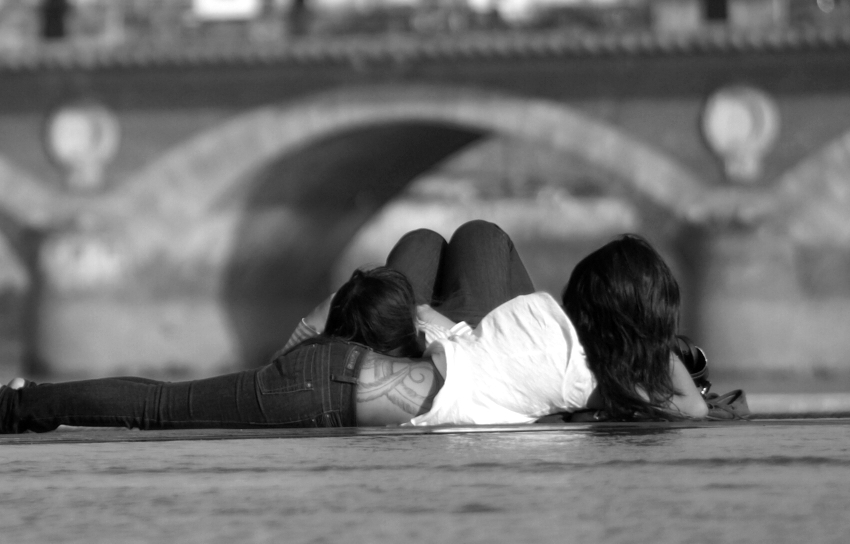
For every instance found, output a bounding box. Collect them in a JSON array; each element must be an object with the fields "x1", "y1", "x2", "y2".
[{"x1": 1, "y1": 28, "x2": 849, "y2": 377}]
